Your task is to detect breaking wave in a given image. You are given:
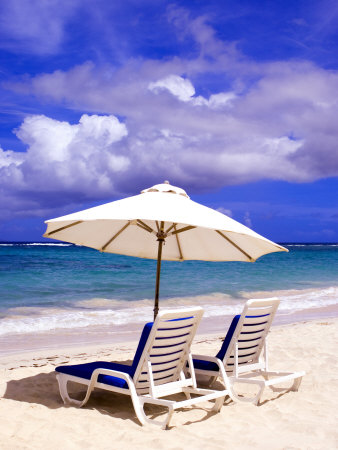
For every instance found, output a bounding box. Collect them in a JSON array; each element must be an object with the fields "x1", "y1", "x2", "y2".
[{"x1": 1, "y1": 286, "x2": 337, "y2": 336}]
